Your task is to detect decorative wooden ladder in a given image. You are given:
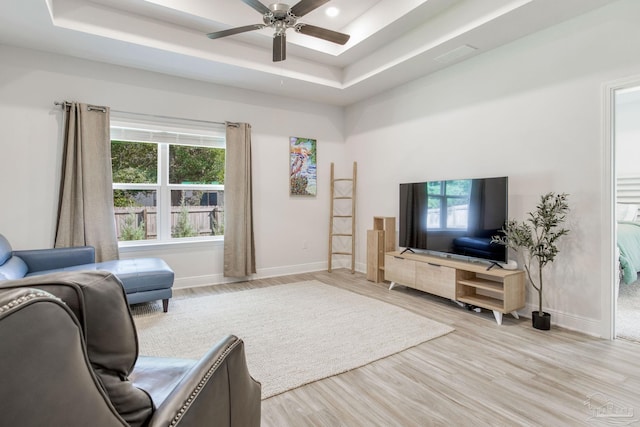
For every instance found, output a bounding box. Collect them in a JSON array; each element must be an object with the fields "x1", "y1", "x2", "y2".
[{"x1": 328, "y1": 162, "x2": 357, "y2": 273}]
